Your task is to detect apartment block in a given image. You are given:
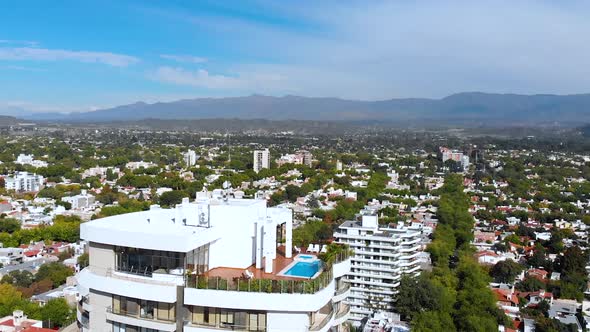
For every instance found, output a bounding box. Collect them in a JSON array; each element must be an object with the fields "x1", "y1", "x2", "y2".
[
  {"x1": 334, "y1": 213, "x2": 422, "y2": 323},
  {"x1": 4, "y1": 172, "x2": 44, "y2": 192},
  {"x1": 253, "y1": 149, "x2": 270, "y2": 173},
  {"x1": 76, "y1": 190, "x2": 351, "y2": 332}
]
